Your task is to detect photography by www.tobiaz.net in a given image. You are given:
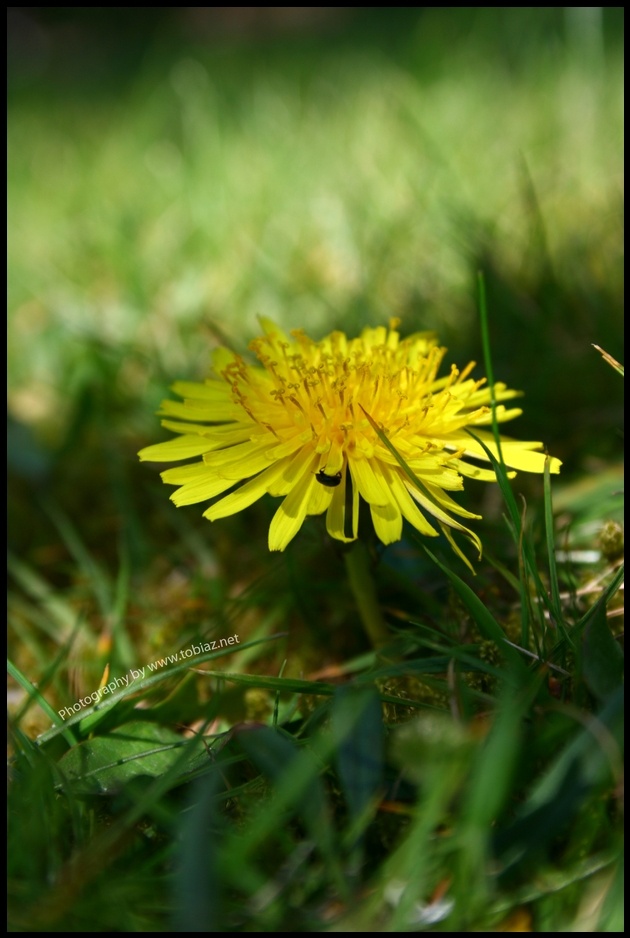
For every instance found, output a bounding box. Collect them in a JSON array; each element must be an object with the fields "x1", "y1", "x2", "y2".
[{"x1": 56, "y1": 634, "x2": 240, "y2": 721}]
